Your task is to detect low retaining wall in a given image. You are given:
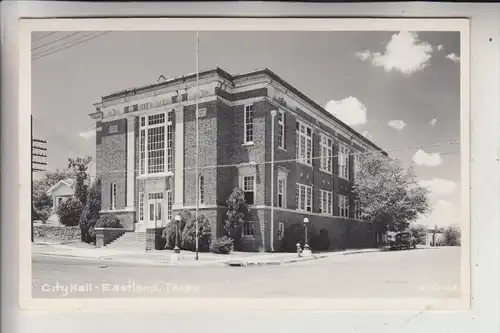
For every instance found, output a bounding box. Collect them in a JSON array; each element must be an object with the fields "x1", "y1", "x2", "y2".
[
  {"x1": 95, "y1": 228, "x2": 126, "y2": 248},
  {"x1": 33, "y1": 225, "x2": 81, "y2": 242}
]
